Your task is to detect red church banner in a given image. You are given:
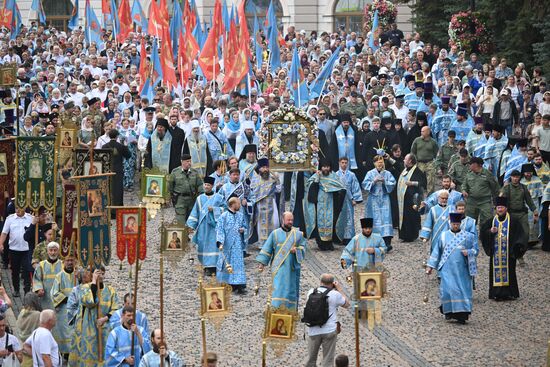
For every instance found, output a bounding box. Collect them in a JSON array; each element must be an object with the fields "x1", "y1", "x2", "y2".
[{"x1": 116, "y1": 207, "x2": 146, "y2": 265}]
